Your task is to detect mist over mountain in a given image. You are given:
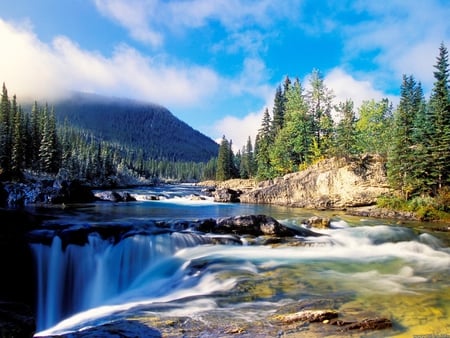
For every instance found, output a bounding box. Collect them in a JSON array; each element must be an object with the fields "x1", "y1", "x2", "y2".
[{"x1": 53, "y1": 92, "x2": 218, "y2": 162}]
